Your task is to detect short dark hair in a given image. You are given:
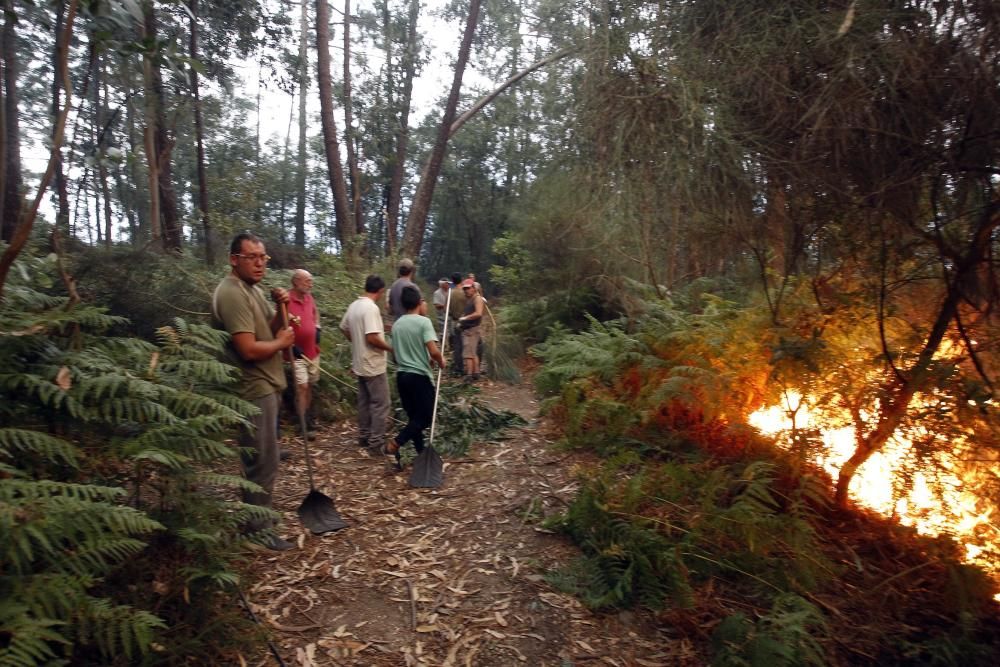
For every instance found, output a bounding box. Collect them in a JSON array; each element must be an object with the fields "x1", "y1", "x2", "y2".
[
  {"x1": 450, "y1": 272, "x2": 462, "y2": 284},
  {"x1": 401, "y1": 285, "x2": 421, "y2": 311},
  {"x1": 364, "y1": 274, "x2": 385, "y2": 293},
  {"x1": 230, "y1": 232, "x2": 262, "y2": 255}
]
